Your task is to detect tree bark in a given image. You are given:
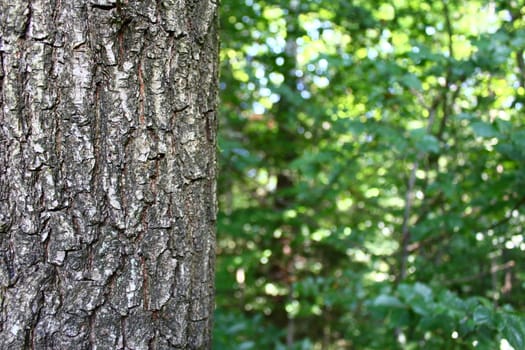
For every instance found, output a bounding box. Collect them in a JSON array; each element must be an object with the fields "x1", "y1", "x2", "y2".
[{"x1": 0, "y1": 0, "x2": 218, "y2": 348}]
